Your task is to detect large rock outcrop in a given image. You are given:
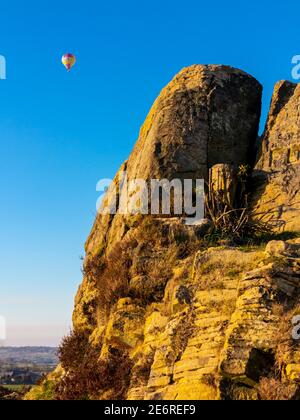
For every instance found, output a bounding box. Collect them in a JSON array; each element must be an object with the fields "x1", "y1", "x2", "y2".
[
  {"x1": 253, "y1": 81, "x2": 300, "y2": 231},
  {"x1": 74, "y1": 65, "x2": 262, "y2": 334},
  {"x1": 29, "y1": 66, "x2": 300, "y2": 401},
  {"x1": 126, "y1": 65, "x2": 261, "y2": 181},
  {"x1": 85, "y1": 65, "x2": 262, "y2": 259},
  {"x1": 70, "y1": 67, "x2": 299, "y2": 401}
]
